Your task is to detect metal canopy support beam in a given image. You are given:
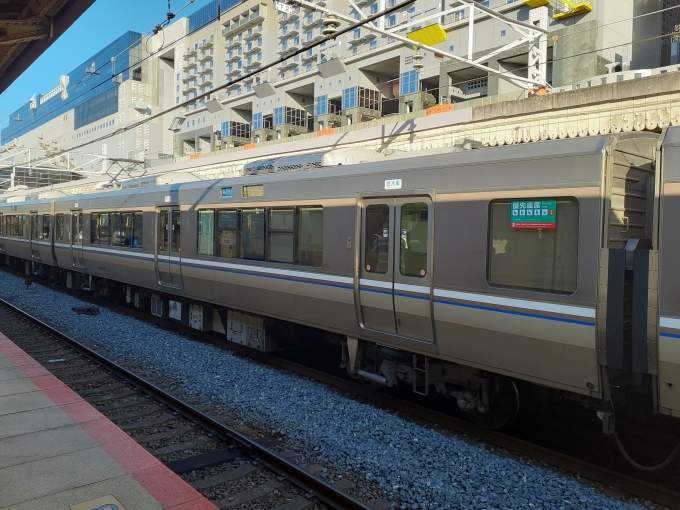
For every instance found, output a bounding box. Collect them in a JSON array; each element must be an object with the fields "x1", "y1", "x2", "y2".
[
  {"x1": 106, "y1": 158, "x2": 148, "y2": 184},
  {"x1": 528, "y1": 6, "x2": 548, "y2": 88},
  {"x1": 293, "y1": 0, "x2": 547, "y2": 88}
]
